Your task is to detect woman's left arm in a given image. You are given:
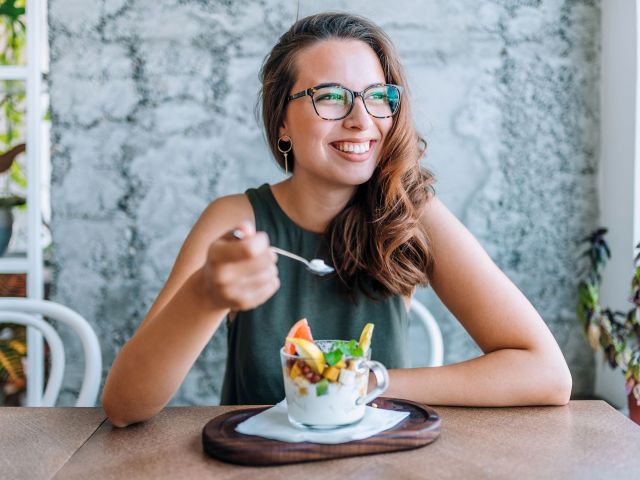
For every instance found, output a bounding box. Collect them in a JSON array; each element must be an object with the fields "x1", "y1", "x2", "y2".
[{"x1": 382, "y1": 196, "x2": 572, "y2": 406}]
